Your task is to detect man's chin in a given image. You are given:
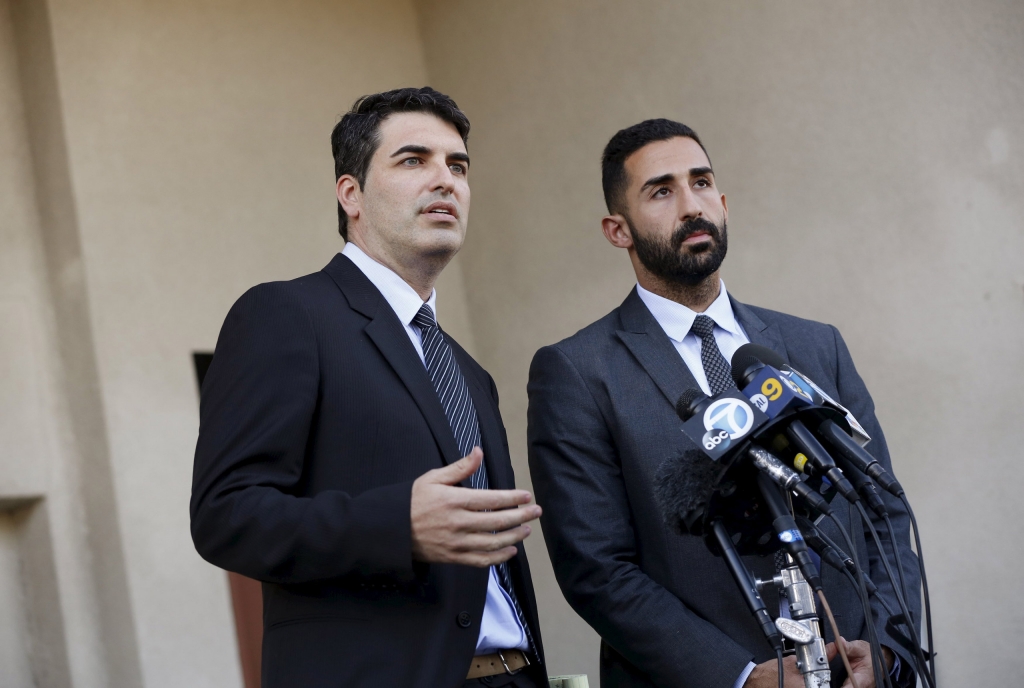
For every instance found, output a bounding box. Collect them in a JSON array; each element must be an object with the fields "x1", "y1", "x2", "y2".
[{"x1": 414, "y1": 230, "x2": 464, "y2": 260}]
